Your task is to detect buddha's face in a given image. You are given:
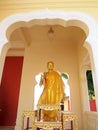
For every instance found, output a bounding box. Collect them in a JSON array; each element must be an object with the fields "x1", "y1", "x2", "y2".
[{"x1": 47, "y1": 61, "x2": 54, "y2": 70}]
